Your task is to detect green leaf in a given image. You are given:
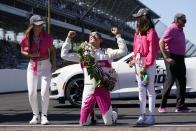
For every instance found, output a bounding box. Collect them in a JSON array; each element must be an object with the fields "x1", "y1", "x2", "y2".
[{"x1": 76, "y1": 41, "x2": 116, "y2": 91}]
